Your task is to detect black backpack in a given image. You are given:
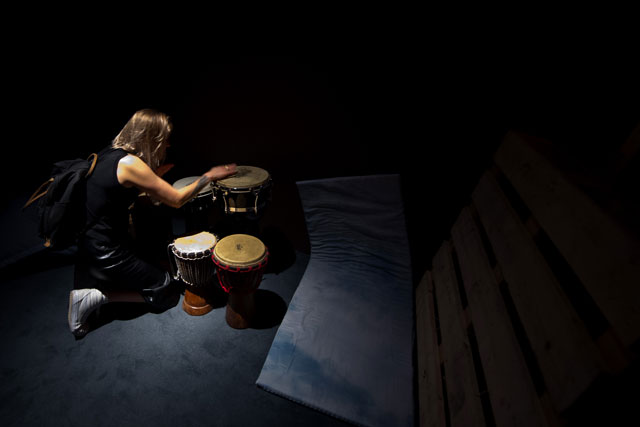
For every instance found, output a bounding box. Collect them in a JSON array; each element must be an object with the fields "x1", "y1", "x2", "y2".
[{"x1": 23, "y1": 153, "x2": 98, "y2": 249}]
